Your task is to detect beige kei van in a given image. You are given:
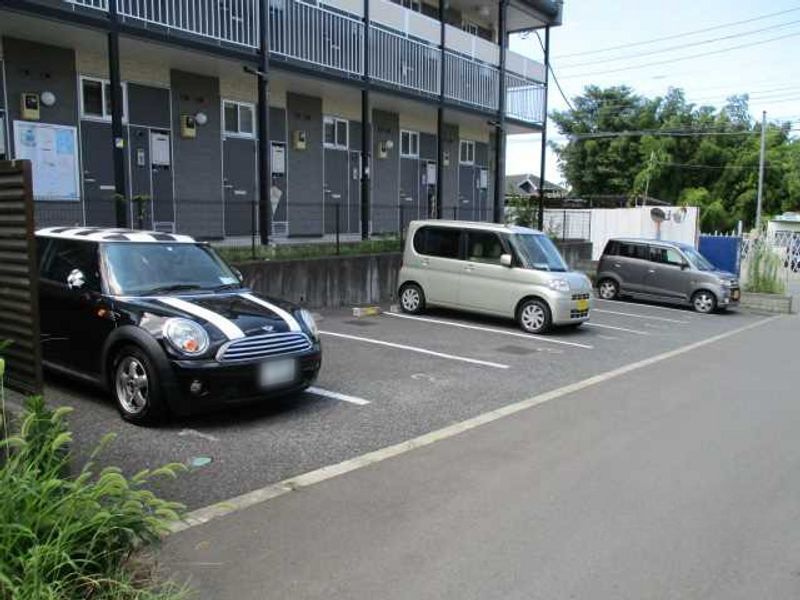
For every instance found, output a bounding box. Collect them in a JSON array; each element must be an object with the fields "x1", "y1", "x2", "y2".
[{"x1": 397, "y1": 221, "x2": 594, "y2": 334}]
